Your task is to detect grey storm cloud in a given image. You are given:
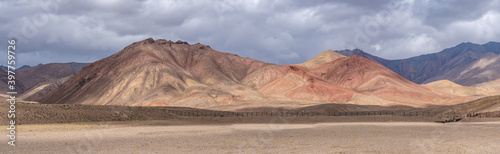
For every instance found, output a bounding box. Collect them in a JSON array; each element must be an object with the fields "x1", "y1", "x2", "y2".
[{"x1": 1, "y1": 0, "x2": 500, "y2": 66}]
